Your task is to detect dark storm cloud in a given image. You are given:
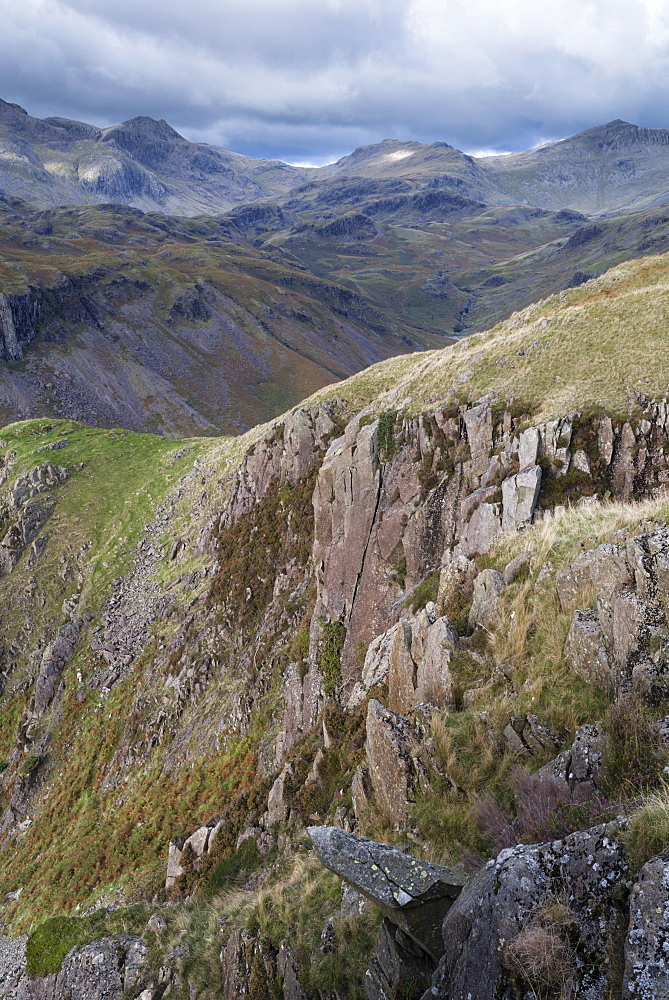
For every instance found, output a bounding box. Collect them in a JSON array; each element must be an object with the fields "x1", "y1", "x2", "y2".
[{"x1": 2, "y1": 0, "x2": 669, "y2": 161}]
